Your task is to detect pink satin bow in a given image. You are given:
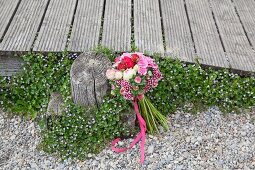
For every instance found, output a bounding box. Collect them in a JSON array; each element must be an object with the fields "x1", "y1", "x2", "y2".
[{"x1": 111, "y1": 97, "x2": 146, "y2": 164}]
